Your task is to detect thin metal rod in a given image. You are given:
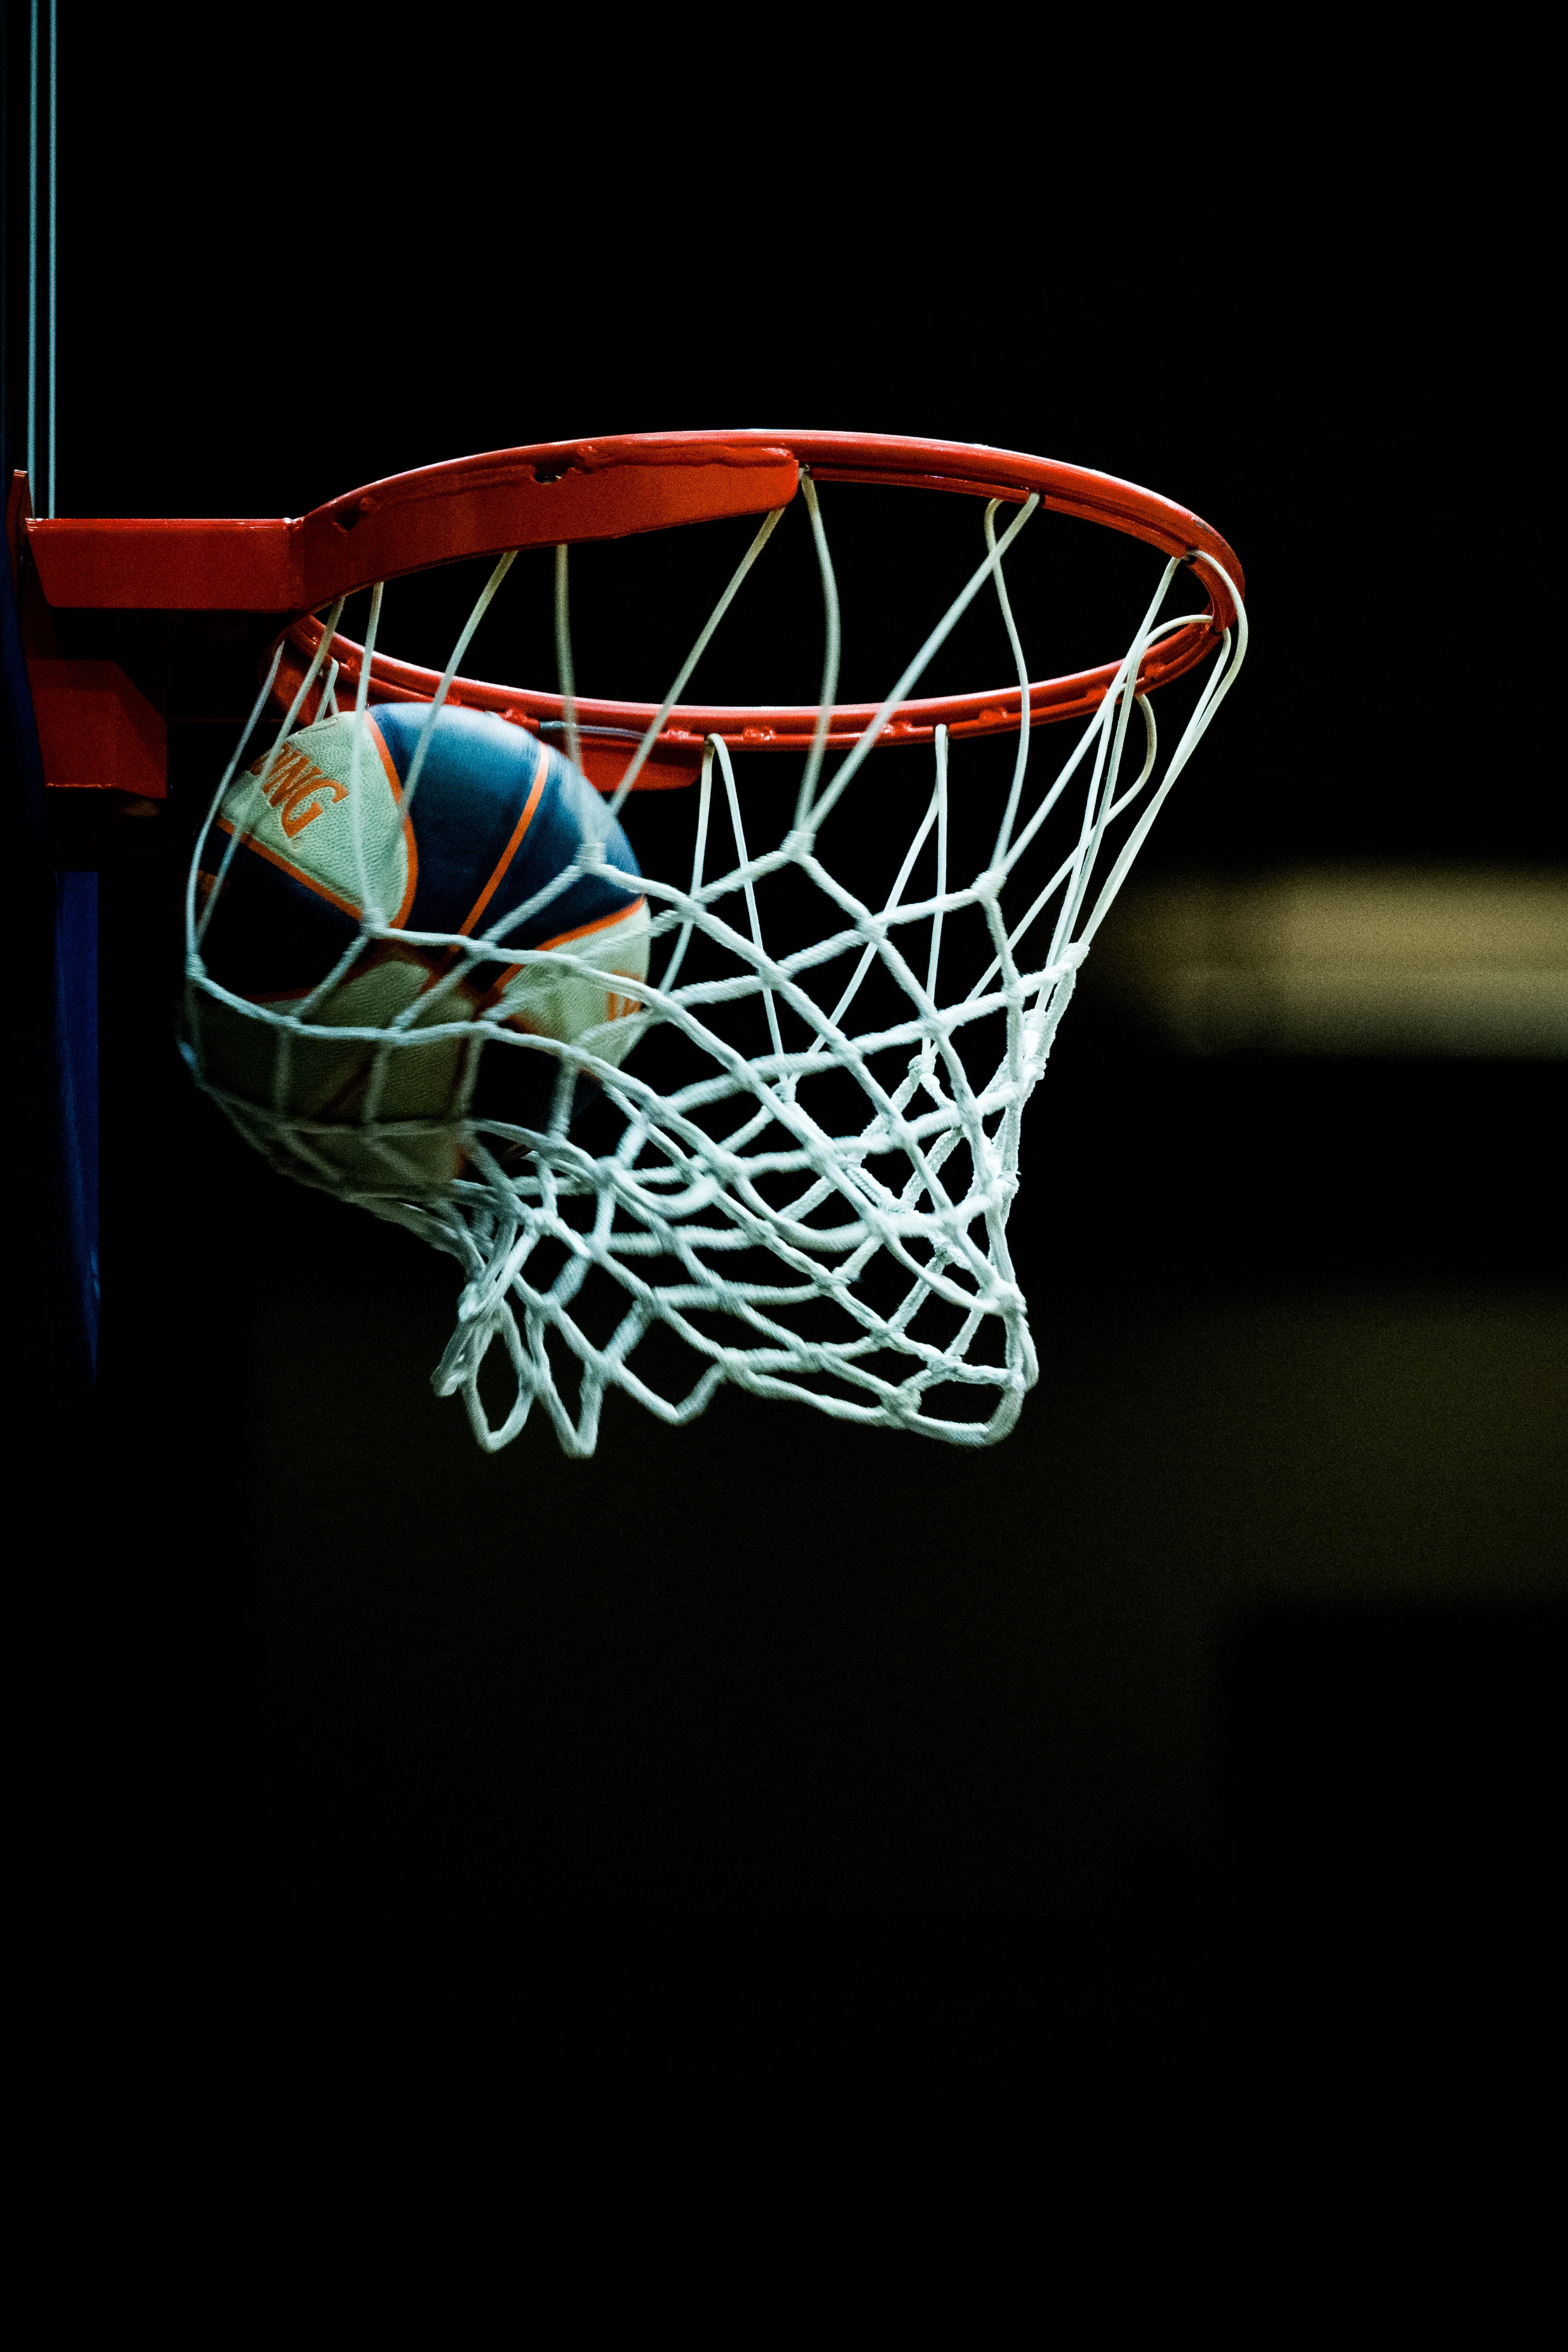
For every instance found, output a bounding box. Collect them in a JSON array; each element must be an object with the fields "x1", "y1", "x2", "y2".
[
  {"x1": 1, "y1": 10, "x2": 7, "y2": 485},
  {"x1": 48, "y1": 0, "x2": 56, "y2": 515},
  {"x1": 28, "y1": 0, "x2": 38, "y2": 495}
]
